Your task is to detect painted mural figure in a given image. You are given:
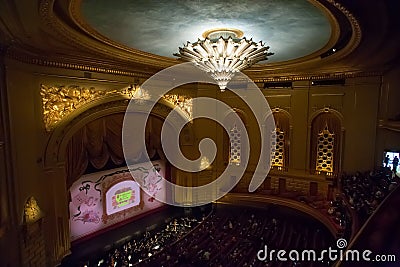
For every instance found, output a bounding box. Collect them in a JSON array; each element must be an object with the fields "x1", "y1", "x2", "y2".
[
  {"x1": 69, "y1": 161, "x2": 166, "y2": 241},
  {"x1": 74, "y1": 210, "x2": 100, "y2": 224}
]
